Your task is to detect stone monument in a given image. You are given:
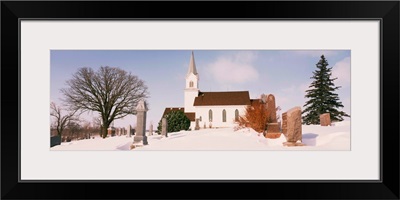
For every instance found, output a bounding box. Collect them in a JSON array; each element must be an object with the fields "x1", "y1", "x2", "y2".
[
  {"x1": 149, "y1": 124, "x2": 153, "y2": 136},
  {"x1": 320, "y1": 113, "x2": 331, "y2": 126},
  {"x1": 128, "y1": 125, "x2": 132, "y2": 137},
  {"x1": 195, "y1": 119, "x2": 200, "y2": 130},
  {"x1": 133, "y1": 100, "x2": 148, "y2": 145},
  {"x1": 161, "y1": 118, "x2": 168, "y2": 137},
  {"x1": 282, "y1": 106, "x2": 305, "y2": 146},
  {"x1": 265, "y1": 94, "x2": 281, "y2": 138}
]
